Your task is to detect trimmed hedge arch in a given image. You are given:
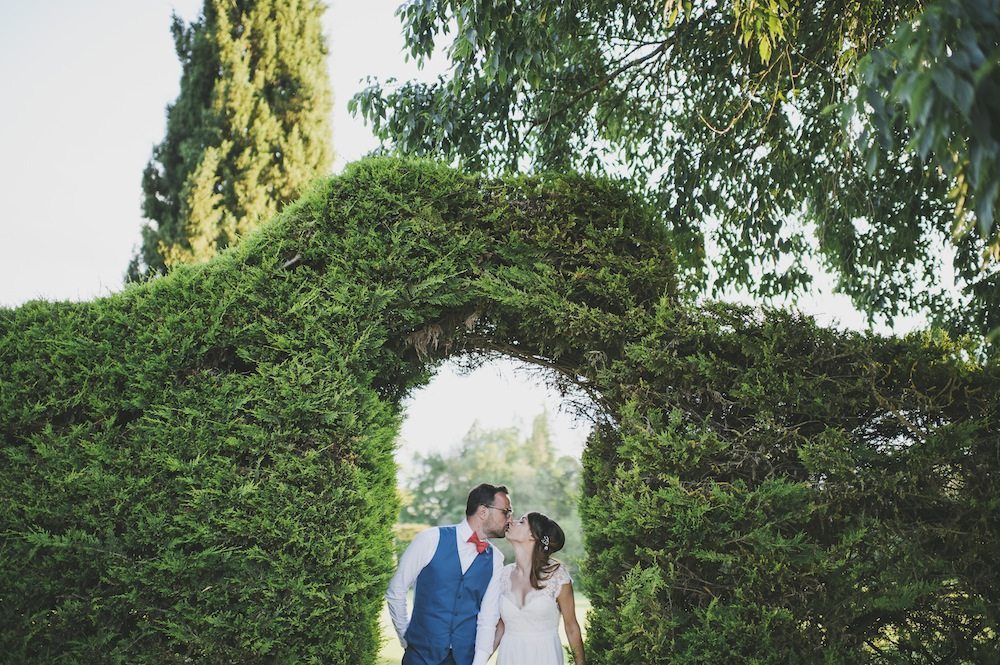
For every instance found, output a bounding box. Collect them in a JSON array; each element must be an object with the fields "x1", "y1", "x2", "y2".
[{"x1": 1, "y1": 157, "x2": 997, "y2": 663}]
